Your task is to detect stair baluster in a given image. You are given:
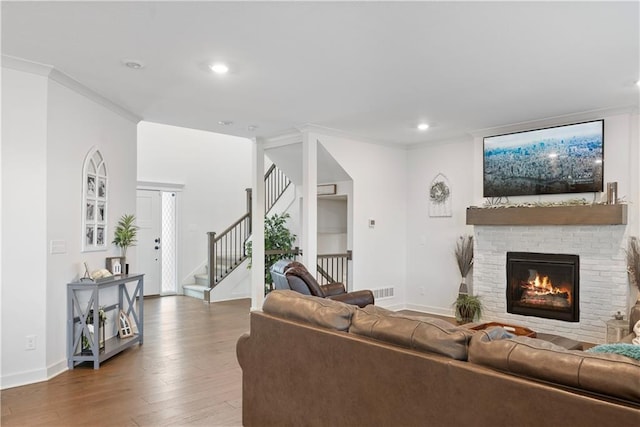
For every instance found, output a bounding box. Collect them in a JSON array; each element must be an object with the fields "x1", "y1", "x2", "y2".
[{"x1": 204, "y1": 165, "x2": 294, "y2": 301}]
